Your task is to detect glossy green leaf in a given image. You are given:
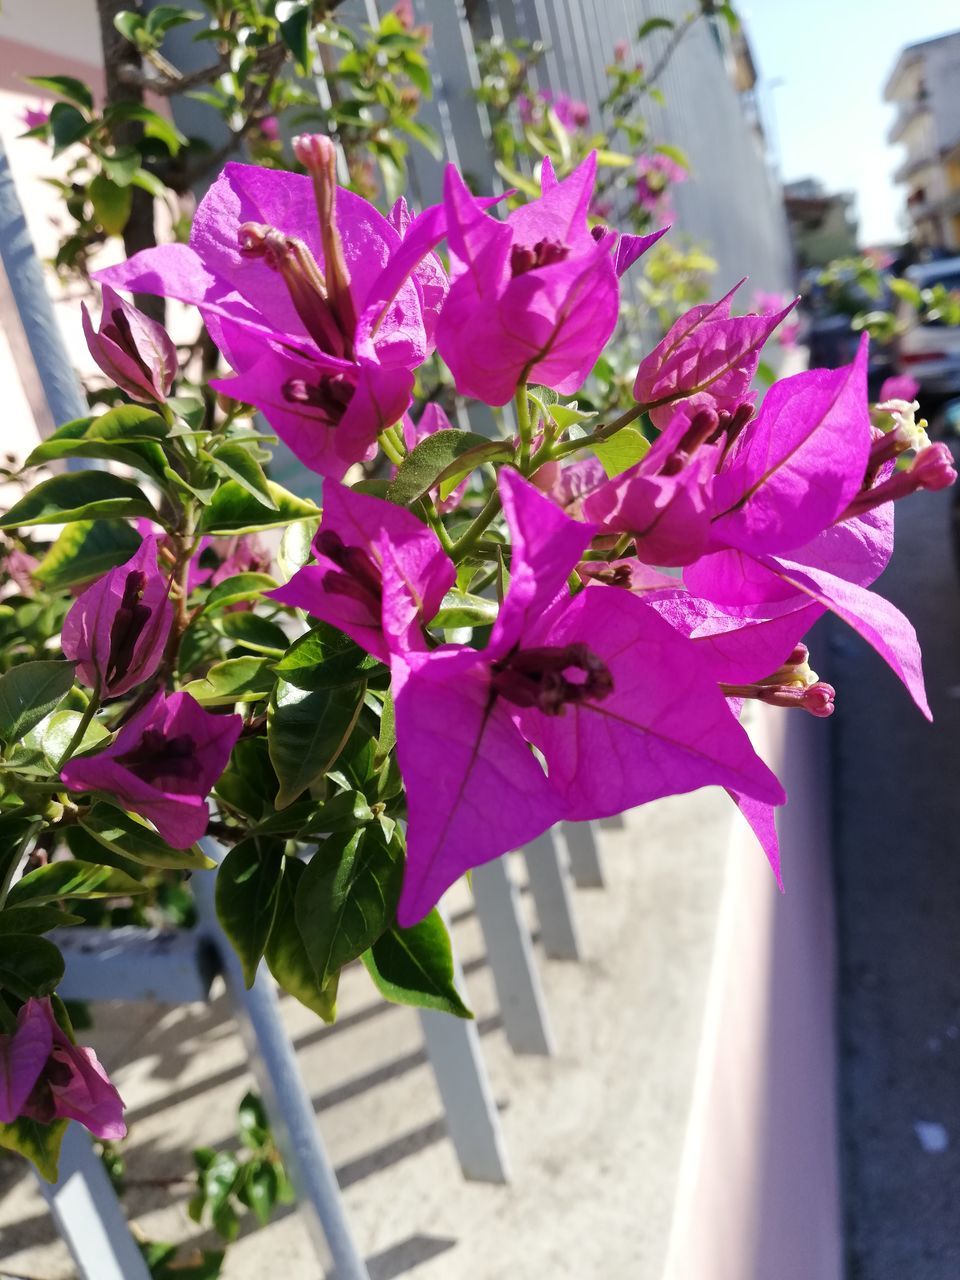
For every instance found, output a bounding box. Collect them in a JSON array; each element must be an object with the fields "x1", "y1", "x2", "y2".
[
  {"x1": 7, "y1": 860, "x2": 147, "y2": 908},
  {"x1": 32, "y1": 520, "x2": 142, "y2": 590},
  {"x1": 295, "y1": 825, "x2": 403, "y2": 984},
  {"x1": 0, "y1": 472, "x2": 156, "y2": 529},
  {"x1": 215, "y1": 836, "x2": 284, "y2": 987},
  {"x1": 637, "y1": 16, "x2": 674, "y2": 38},
  {"x1": 90, "y1": 174, "x2": 132, "y2": 236},
  {"x1": 204, "y1": 573, "x2": 278, "y2": 611},
  {"x1": 198, "y1": 481, "x2": 318, "y2": 535},
  {"x1": 79, "y1": 804, "x2": 215, "y2": 871},
  {"x1": 389, "y1": 430, "x2": 513, "y2": 506},
  {"x1": 214, "y1": 612, "x2": 289, "y2": 656},
  {"x1": 211, "y1": 444, "x2": 277, "y2": 509},
  {"x1": 0, "y1": 1116, "x2": 67, "y2": 1182},
  {"x1": 278, "y1": 0, "x2": 312, "y2": 71},
  {"x1": 265, "y1": 858, "x2": 338, "y2": 1022},
  {"x1": 253, "y1": 790, "x2": 374, "y2": 838},
  {"x1": 35, "y1": 708, "x2": 110, "y2": 767},
  {"x1": 274, "y1": 624, "x2": 381, "y2": 691},
  {"x1": 182, "y1": 657, "x2": 276, "y2": 706},
  {"x1": 429, "y1": 589, "x2": 499, "y2": 629},
  {"x1": 277, "y1": 517, "x2": 319, "y2": 583},
  {"x1": 0, "y1": 905, "x2": 84, "y2": 934},
  {"x1": 0, "y1": 661, "x2": 77, "y2": 743},
  {"x1": 102, "y1": 102, "x2": 187, "y2": 155},
  {"x1": 0, "y1": 814, "x2": 41, "y2": 903},
  {"x1": 0, "y1": 934, "x2": 65, "y2": 998},
  {"x1": 100, "y1": 145, "x2": 141, "y2": 187},
  {"x1": 49, "y1": 102, "x2": 92, "y2": 152},
  {"x1": 362, "y1": 911, "x2": 472, "y2": 1018},
  {"x1": 267, "y1": 680, "x2": 365, "y2": 808},
  {"x1": 593, "y1": 427, "x2": 651, "y2": 478},
  {"x1": 26, "y1": 74, "x2": 93, "y2": 110},
  {"x1": 214, "y1": 738, "x2": 277, "y2": 821}
]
